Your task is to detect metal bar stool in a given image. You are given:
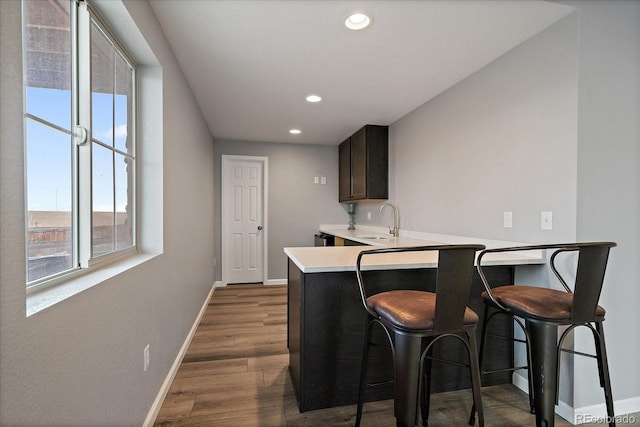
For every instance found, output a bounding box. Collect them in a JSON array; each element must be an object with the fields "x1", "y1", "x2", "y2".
[
  {"x1": 469, "y1": 242, "x2": 617, "y2": 427},
  {"x1": 354, "y1": 245, "x2": 486, "y2": 427}
]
